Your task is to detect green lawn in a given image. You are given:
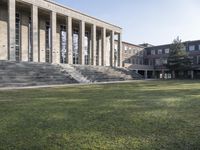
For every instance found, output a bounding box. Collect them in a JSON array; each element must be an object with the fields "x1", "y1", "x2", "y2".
[{"x1": 0, "y1": 81, "x2": 200, "y2": 150}]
